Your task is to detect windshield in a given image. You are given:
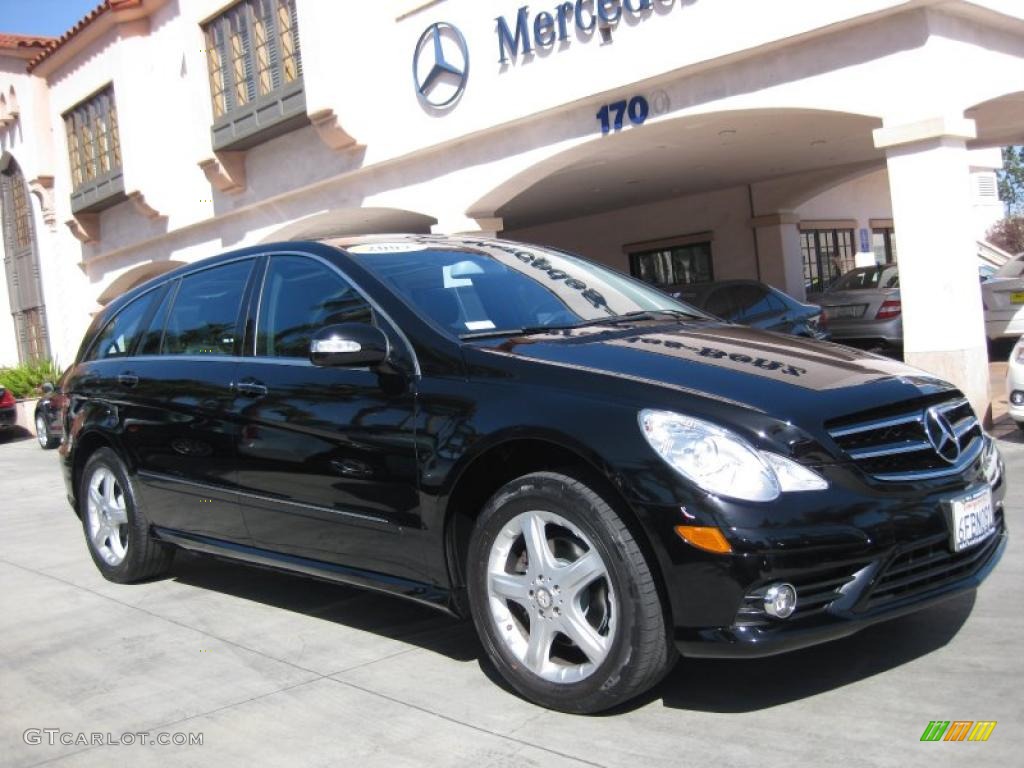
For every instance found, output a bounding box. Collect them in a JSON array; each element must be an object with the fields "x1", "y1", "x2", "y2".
[
  {"x1": 830, "y1": 265, "x2": 899, "y2": 291},
  {"x1": 344, "y1": 239, "x2": 706, "y2": 338},
  {"x1": 995, "y1": 255, "x2": 1024, "y2": 279}
]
